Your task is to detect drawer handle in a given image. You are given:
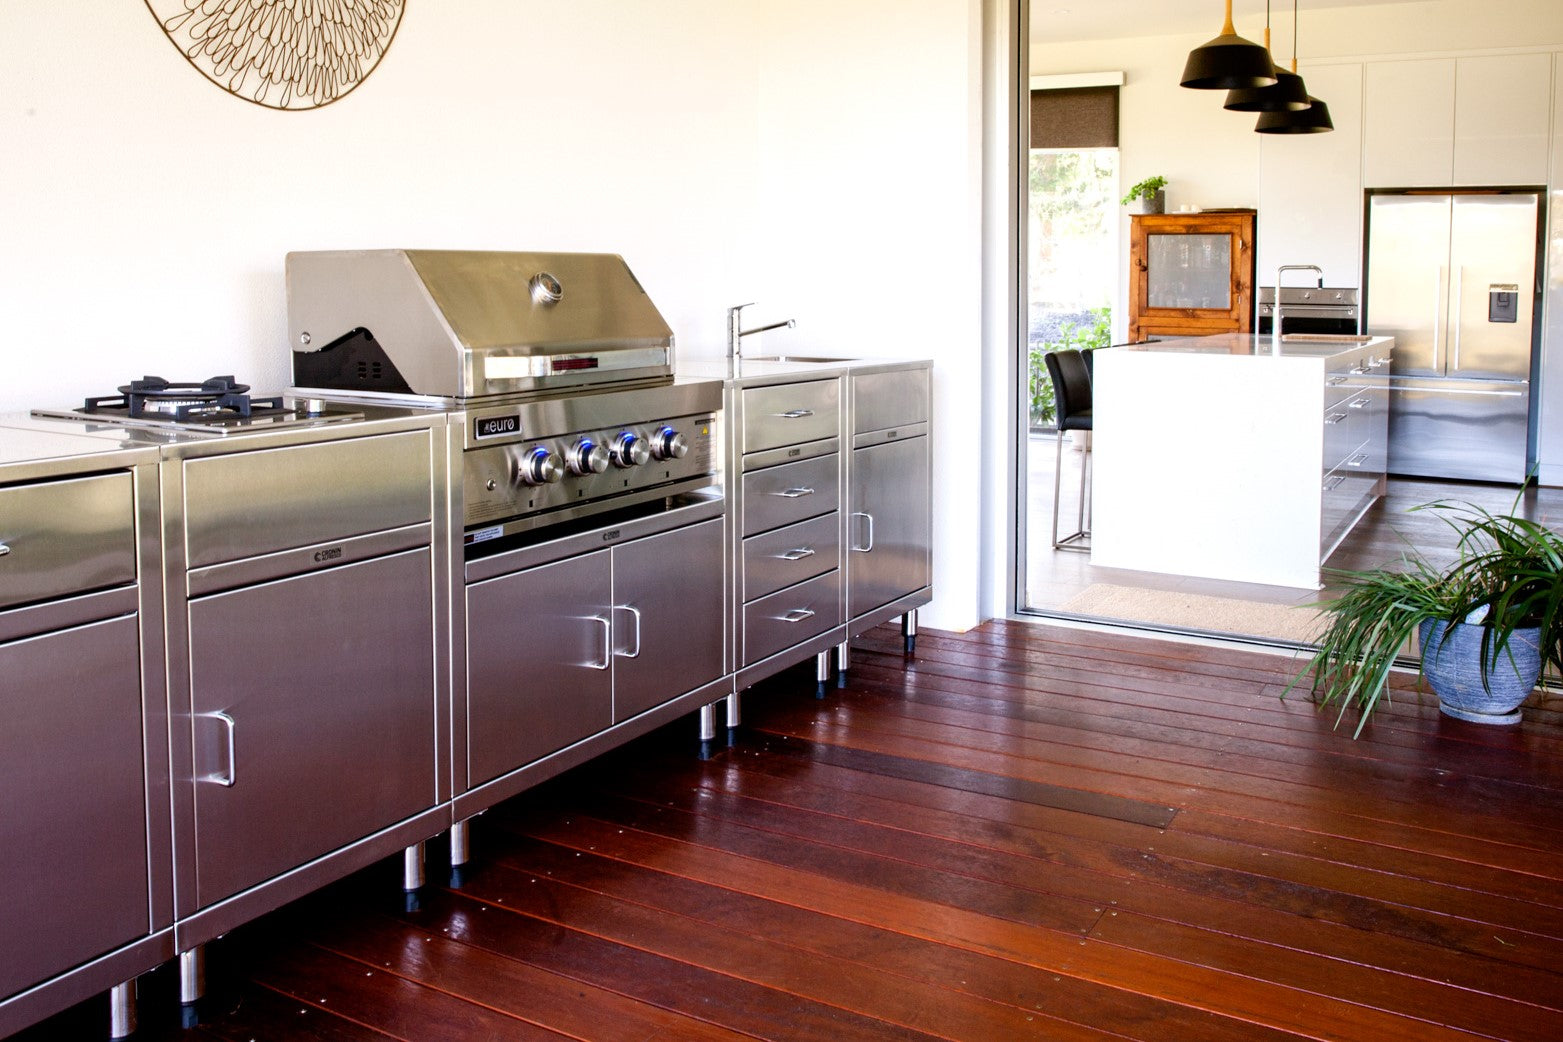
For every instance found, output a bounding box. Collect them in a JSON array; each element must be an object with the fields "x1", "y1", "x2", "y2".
[
  {"x1": 778, "y1": 547, "x2": 816, "y2": 561},
  {"x1": 1348, "y1": 397, "x2": 1371, "y2": 409},
  {"x1": 851, "y1": 511, "x2": 875, "y2": 553},
  {"x1": 0, "y1": 542, "x2": 10, "y2": 557},
  {"x1": 781, "y1": 607, "x2": 816, "y2": 624},
  {"x1": 1323, "y1": 475, "x2": 1345, "y2": 492},
  {"x1": 778, "y1": 409, "x2": 815, "y2": 419},
  {"x1": 1327, "y1": 376, "x2": 1347, "y2": 385},
  {"x1": 588, "y1": 616, "x2": 612, "y2": 670},
  {"x1": 1345, "y1": 453, "x2": 1369, "y2": 468},
  {"x1": 770, "y1": 486, "x2": 815, "y2": 499},
  {"x1": 1350, "y1": 365, "x2": 1370, "y2": 375},
  {"x1": 199, "y1": 711, "x2": 237, "y2": 787},
  {"x1": 1323, "y1": 412, "x2": 1347, "y2": 425}
]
